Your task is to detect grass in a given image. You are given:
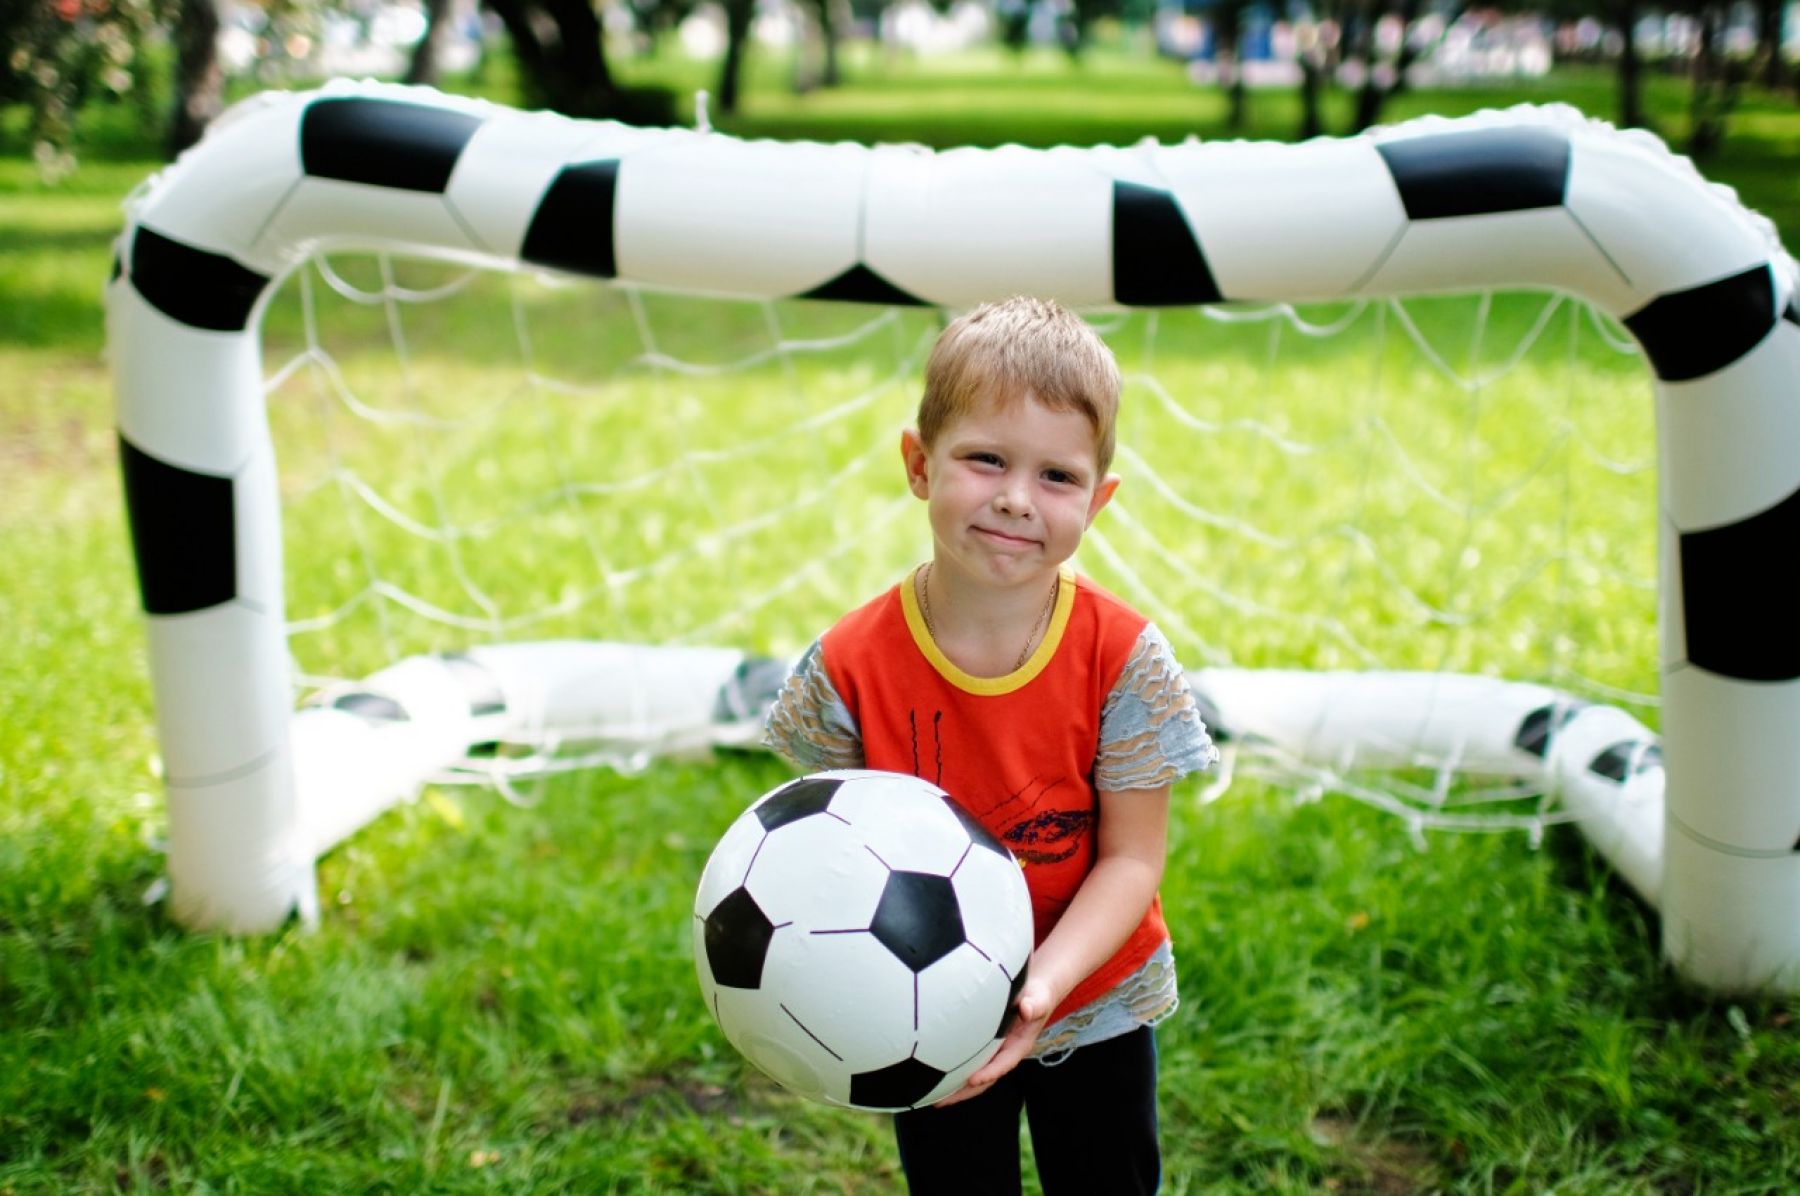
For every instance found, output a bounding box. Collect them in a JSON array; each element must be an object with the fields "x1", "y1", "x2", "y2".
[{"x1": 4, "y1": 36, "x2": 1800, "y2": 1193}]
